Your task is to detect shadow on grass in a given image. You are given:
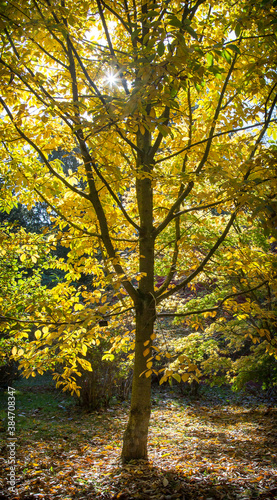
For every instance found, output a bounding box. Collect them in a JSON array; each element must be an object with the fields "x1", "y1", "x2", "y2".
[
  {"x1": 1, "y1": 378, "x2": 277, "y2": 500},
  {"x1": 40, "y1": 461, "x2": 277, "y2": 500},
  {"x1": 180, "y1": 405, "x2": 277, "y2": 462},
  {"x1": 2, "y1": 462, "x2": 277, "y2": 500}
]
